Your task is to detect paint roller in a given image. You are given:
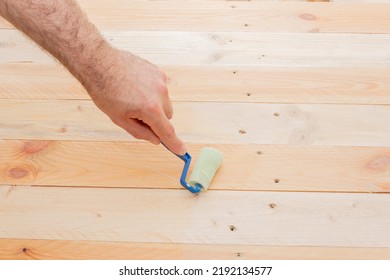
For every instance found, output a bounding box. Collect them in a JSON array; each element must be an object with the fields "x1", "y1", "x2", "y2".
[{"x1": 162, "y1": 144, "x2": 223, "y2": 193}]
